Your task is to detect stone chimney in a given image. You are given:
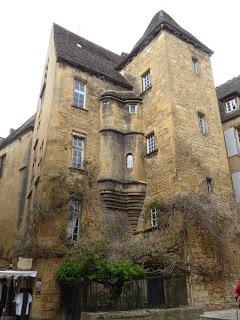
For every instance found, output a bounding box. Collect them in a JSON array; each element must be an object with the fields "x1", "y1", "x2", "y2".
[
  {"x1": 9, "y1": 128, "x2": 15, "y2": 135},
  {"x1": 121, "y1": 52, "x2": 128, "y2": 58}
]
